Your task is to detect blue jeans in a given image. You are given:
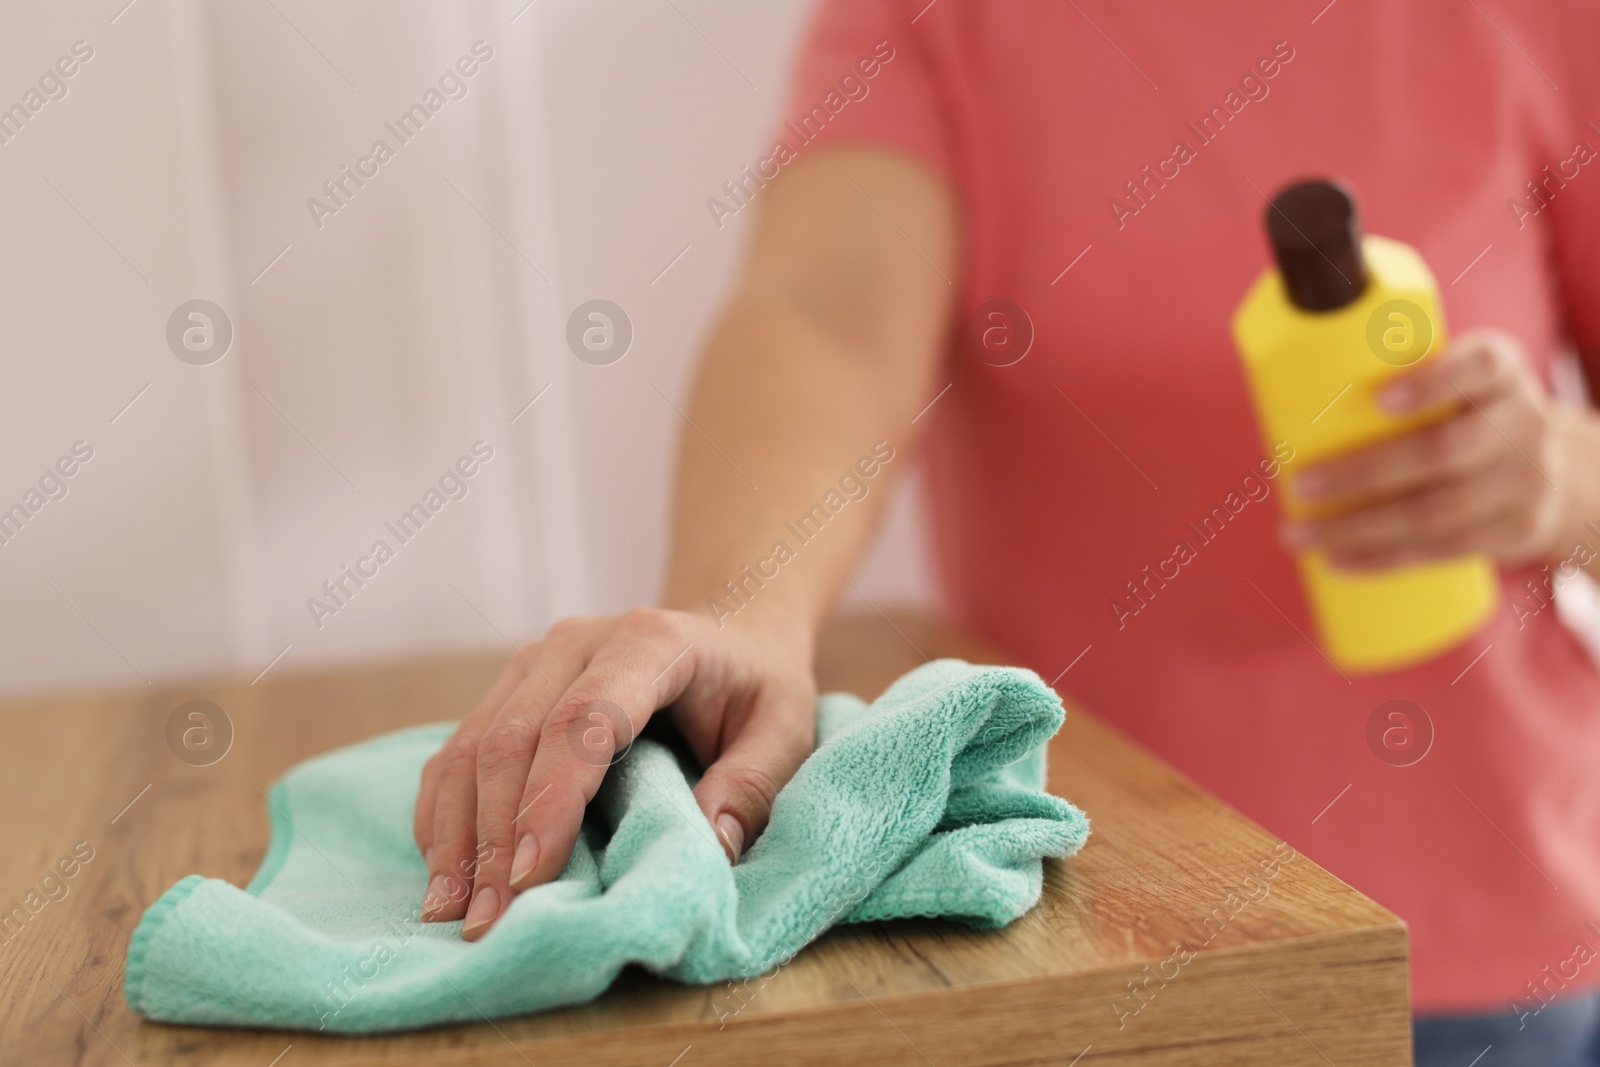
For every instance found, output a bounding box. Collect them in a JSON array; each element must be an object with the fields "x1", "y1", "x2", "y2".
[{"x1": 1415, "y1": 993, "x2": 1600, "y2": 1067}]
